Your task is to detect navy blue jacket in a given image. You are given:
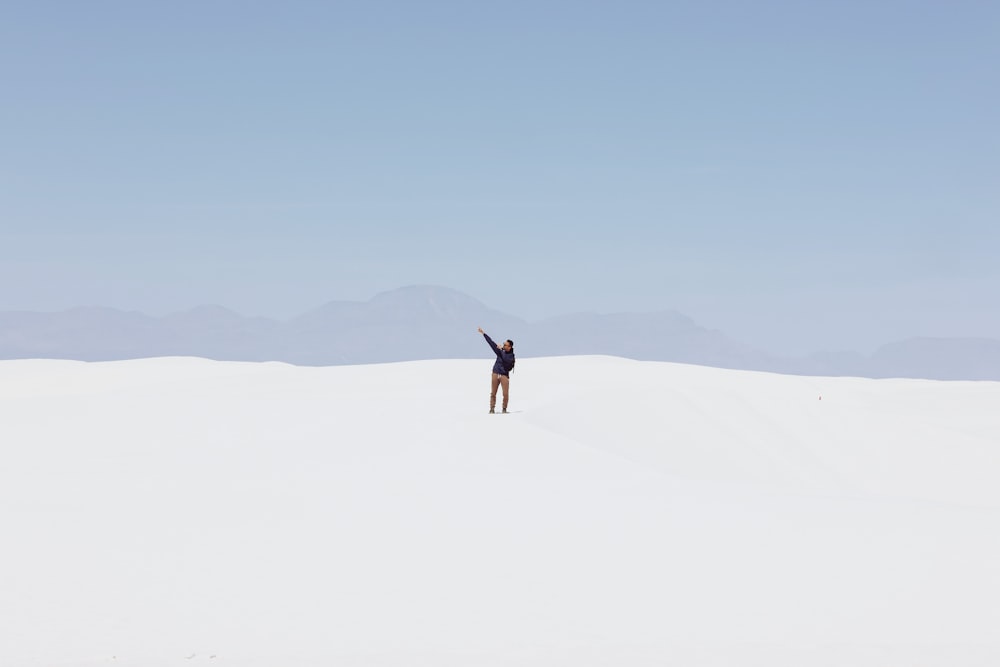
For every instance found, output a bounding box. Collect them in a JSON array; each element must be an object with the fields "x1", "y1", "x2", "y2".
[{"x1": 483, "y1": 333, "x2": 515, "y2": 376}]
